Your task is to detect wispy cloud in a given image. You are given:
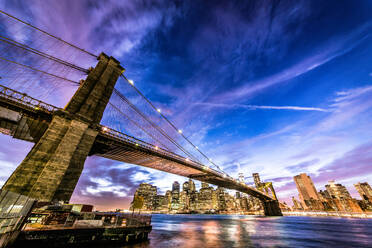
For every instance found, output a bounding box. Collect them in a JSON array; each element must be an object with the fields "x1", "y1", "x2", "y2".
[
  {"x1": 194, "y1": 102, "x2": 329, "y2": 112},
  {"x1": 211, "y1": 22, "x2": 371, "y2": 103},
  {"x1": 1, "y1": 0, "x2": 372, "y2": 210}
]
